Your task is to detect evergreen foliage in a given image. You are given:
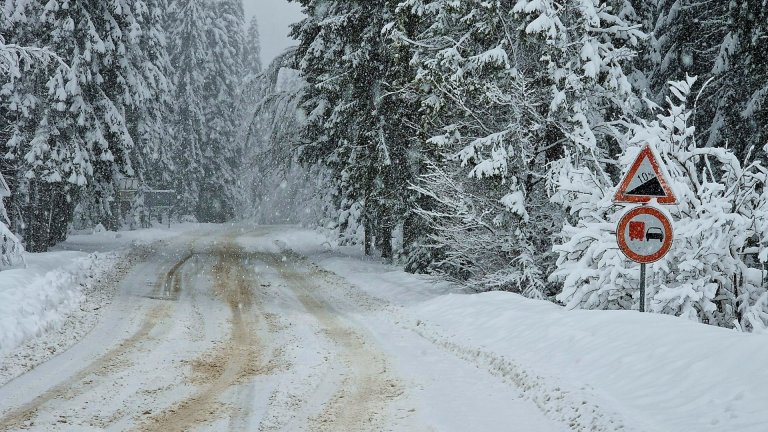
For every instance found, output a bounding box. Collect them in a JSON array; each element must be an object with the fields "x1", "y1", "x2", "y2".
[
  {"x1": 166, "y1": 0, "x2": 244, "y2": 222},
  {"x1": 286, "y1": 1, "x2": 768, "y2": 330},
  {"x1": 0, "y1": 0, "x2": 247, "y2": 258},
  {"x1": 291, "y1": 0, "x2": 420, "y2": 260},
  {"x1": 243, "y1": 16, "x2": 263, "y2": 75}
]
